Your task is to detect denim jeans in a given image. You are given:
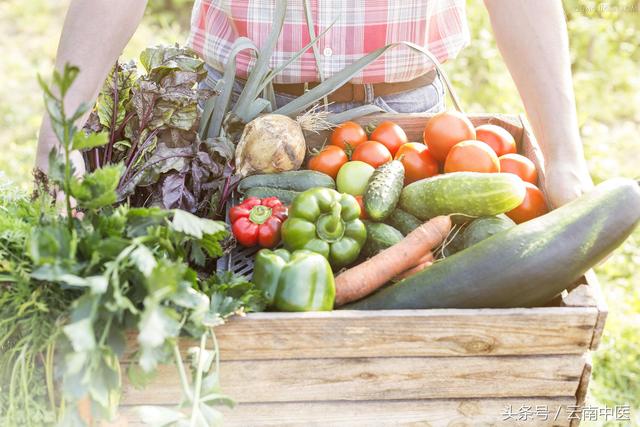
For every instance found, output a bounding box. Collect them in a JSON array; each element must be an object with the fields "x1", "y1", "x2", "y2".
[{"x1": 200, "y1": 65, "x2": 446, "y2": 114}]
